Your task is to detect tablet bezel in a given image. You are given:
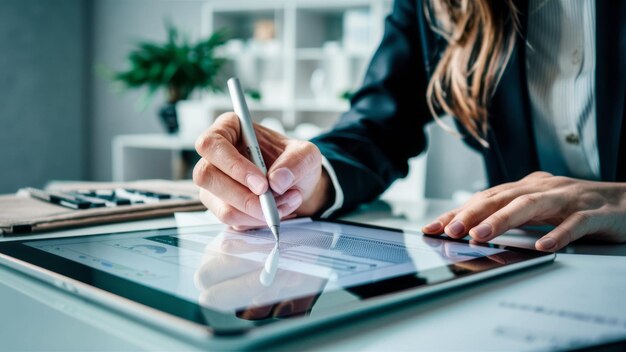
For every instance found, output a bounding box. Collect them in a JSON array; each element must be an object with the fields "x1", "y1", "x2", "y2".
[{"x1": 0, "y1": 219, "x2": 556, "y2": 346}]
